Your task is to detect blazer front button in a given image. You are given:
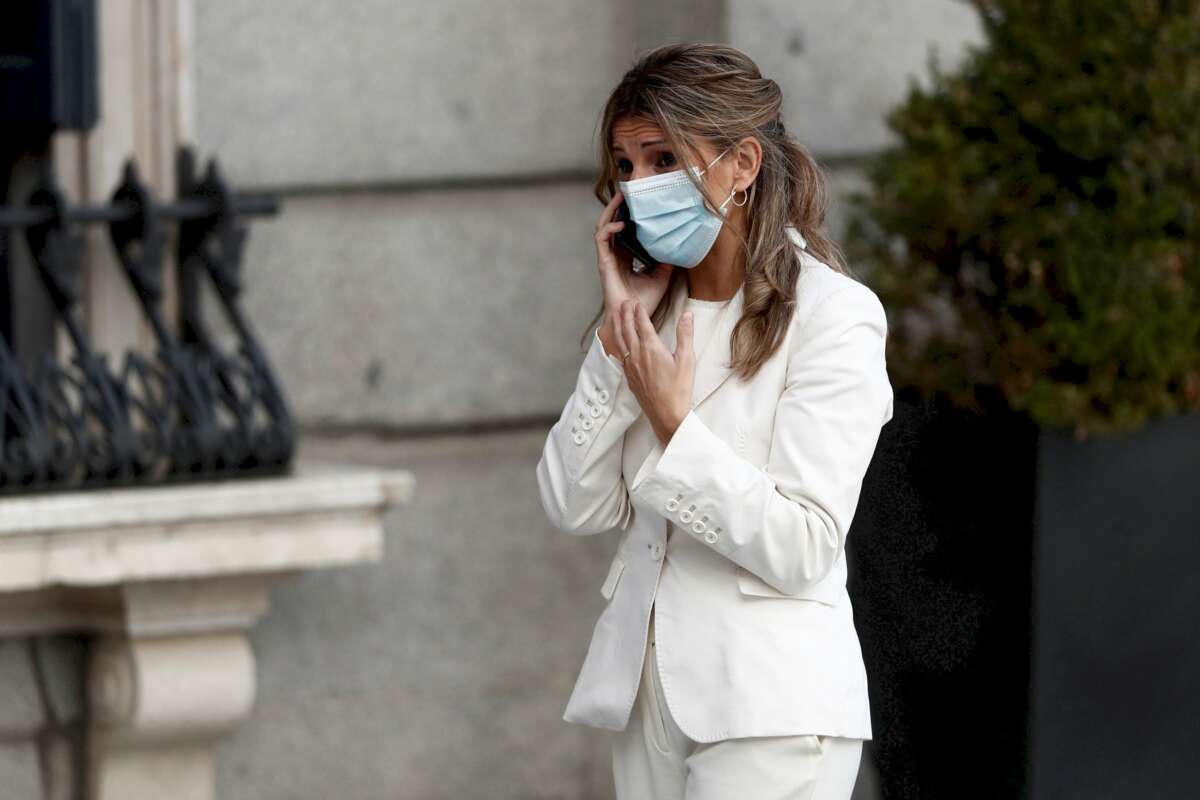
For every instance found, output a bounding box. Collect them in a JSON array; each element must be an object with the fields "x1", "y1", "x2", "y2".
[{"x1": 703, "y1": 530, "x2": 719, "y2": 545}]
